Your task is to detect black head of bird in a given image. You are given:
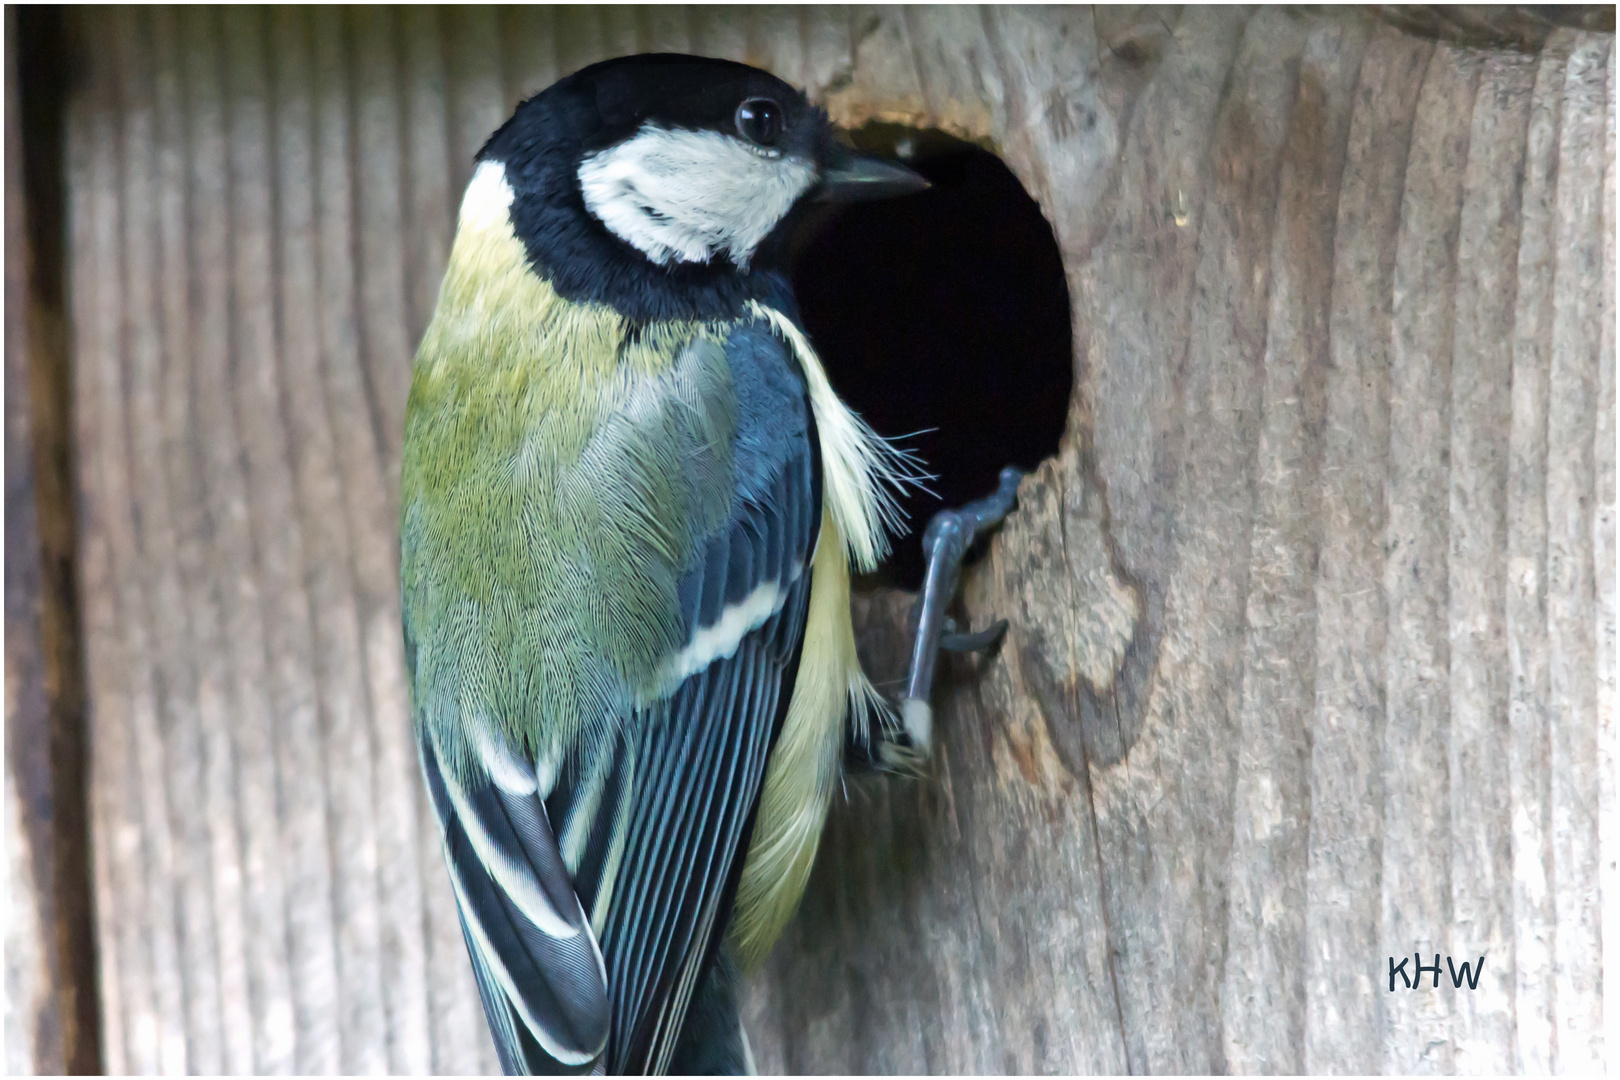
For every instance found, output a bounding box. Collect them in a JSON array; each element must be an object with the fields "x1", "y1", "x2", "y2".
[{"x1": 470, "y1": 53, "x2": 927, "y2": 320}]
